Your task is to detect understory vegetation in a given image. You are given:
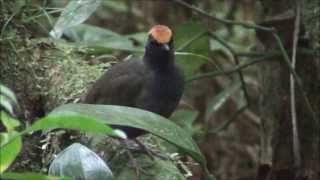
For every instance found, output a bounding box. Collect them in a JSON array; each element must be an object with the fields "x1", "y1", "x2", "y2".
[{"x1": 1, "y1": 0, "x2": 319, "y2": 180}]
